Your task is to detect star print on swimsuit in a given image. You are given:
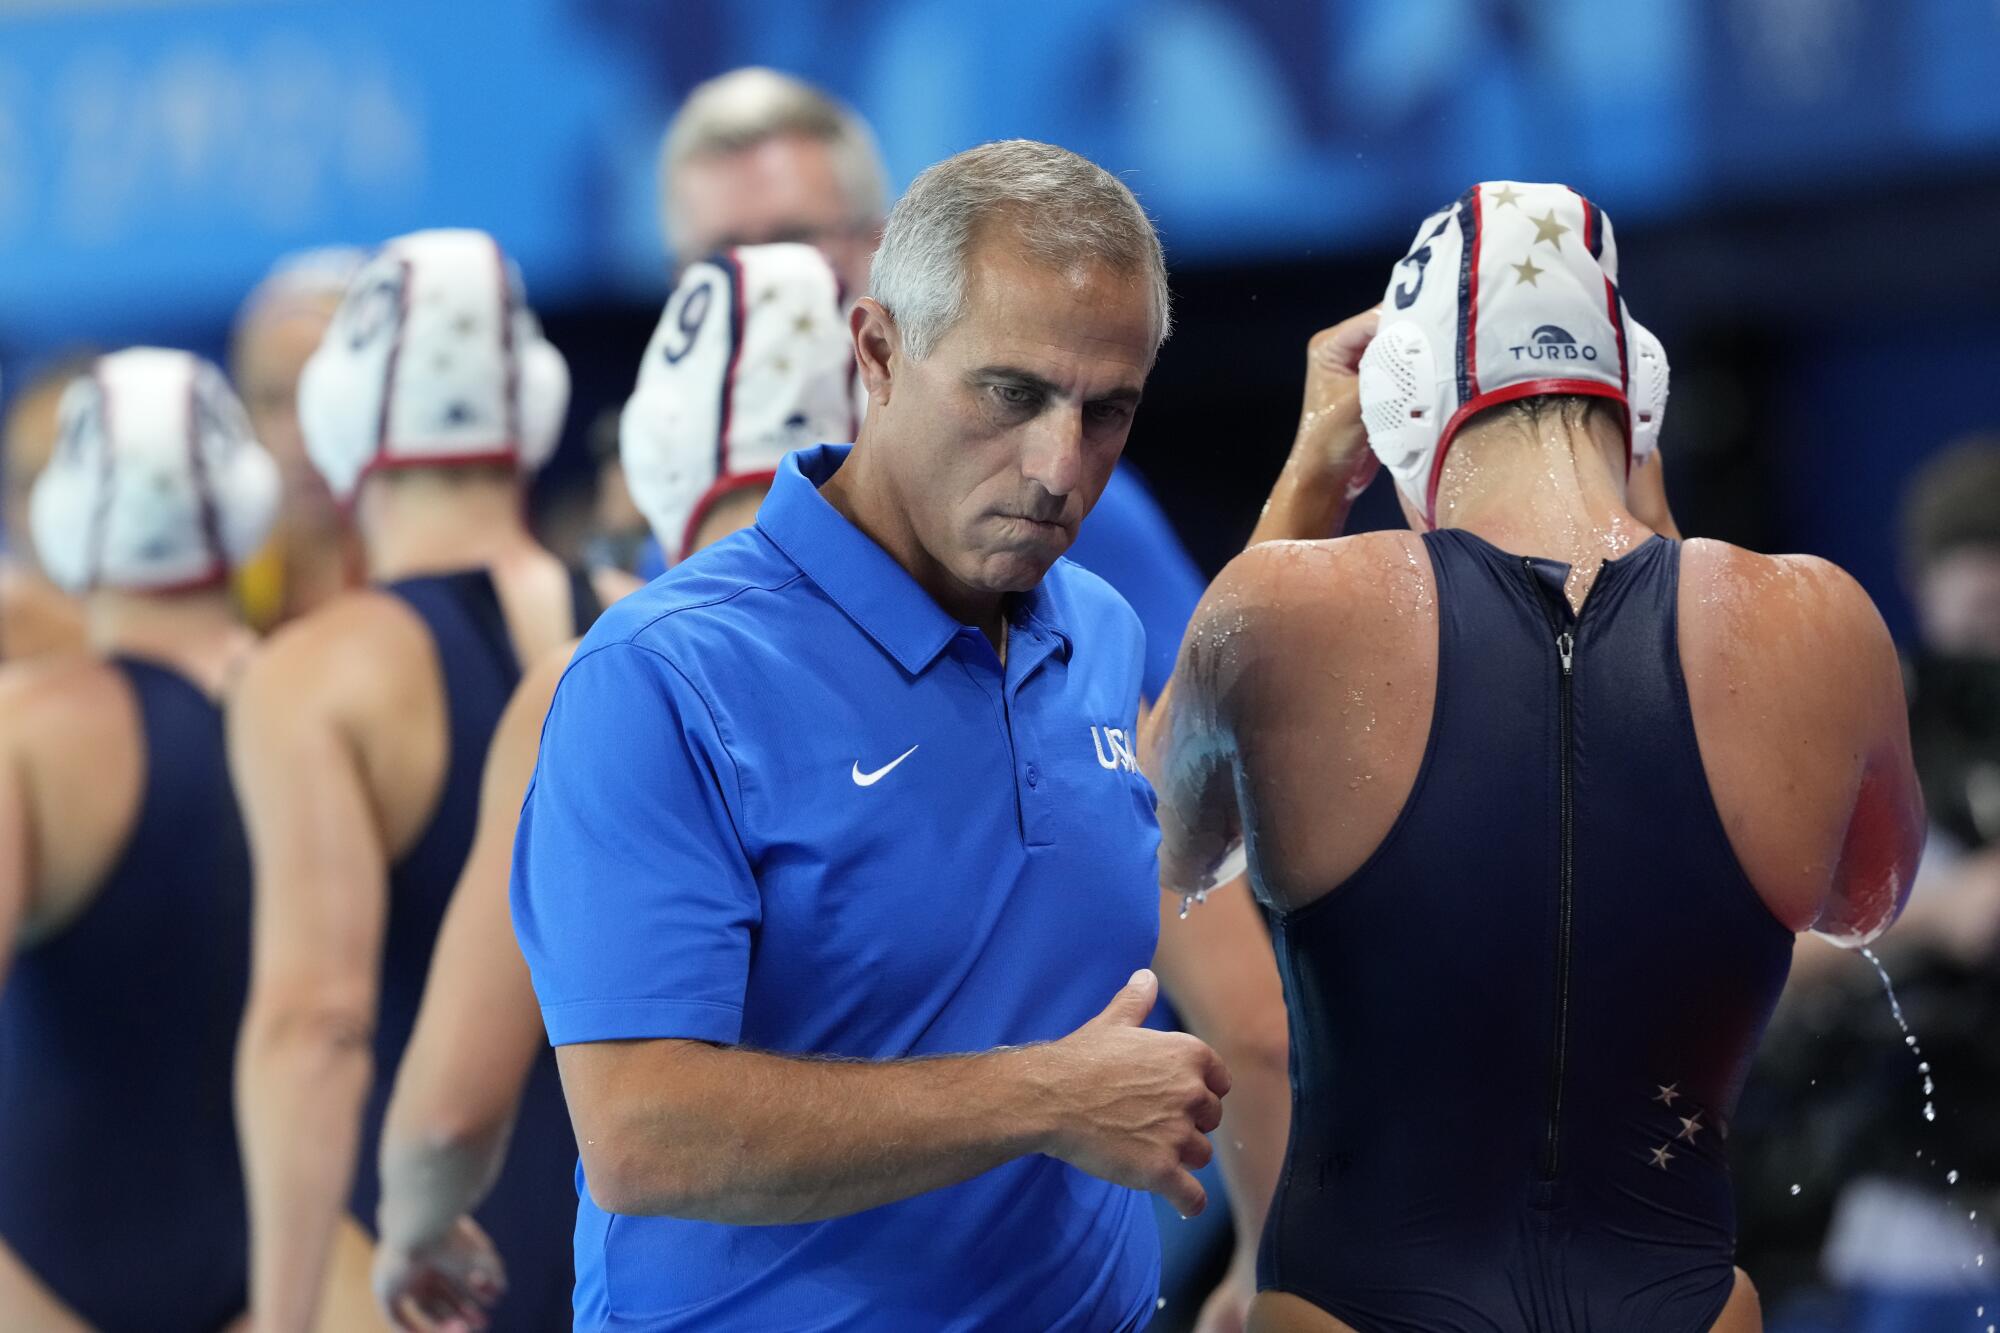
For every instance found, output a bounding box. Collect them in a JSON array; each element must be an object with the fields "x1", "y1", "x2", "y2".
[
  {"x1": 1651, "y1": 1083, "x2": 1681, "y2": 1106},
  {"x1": 1648, "y1": 1144, "x2": 1675, "y2": 1170},
  {"x1": 1676, "y1": 1114, "x2": 1704, "y2": 1143}
]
